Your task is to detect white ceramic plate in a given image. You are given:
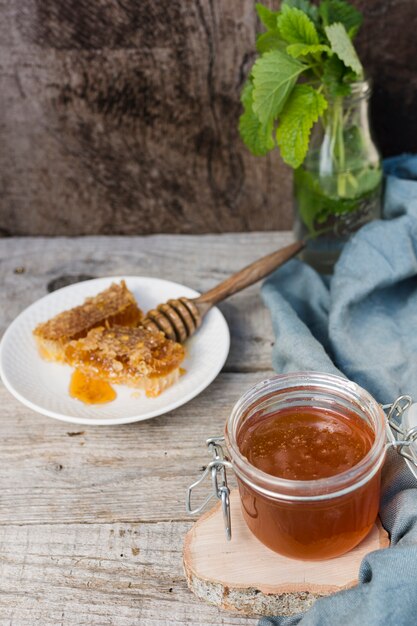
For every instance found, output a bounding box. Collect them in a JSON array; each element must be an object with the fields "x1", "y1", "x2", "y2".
[{"x1": 0, "y1": 276, "x2": 230, "y2": 425}]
